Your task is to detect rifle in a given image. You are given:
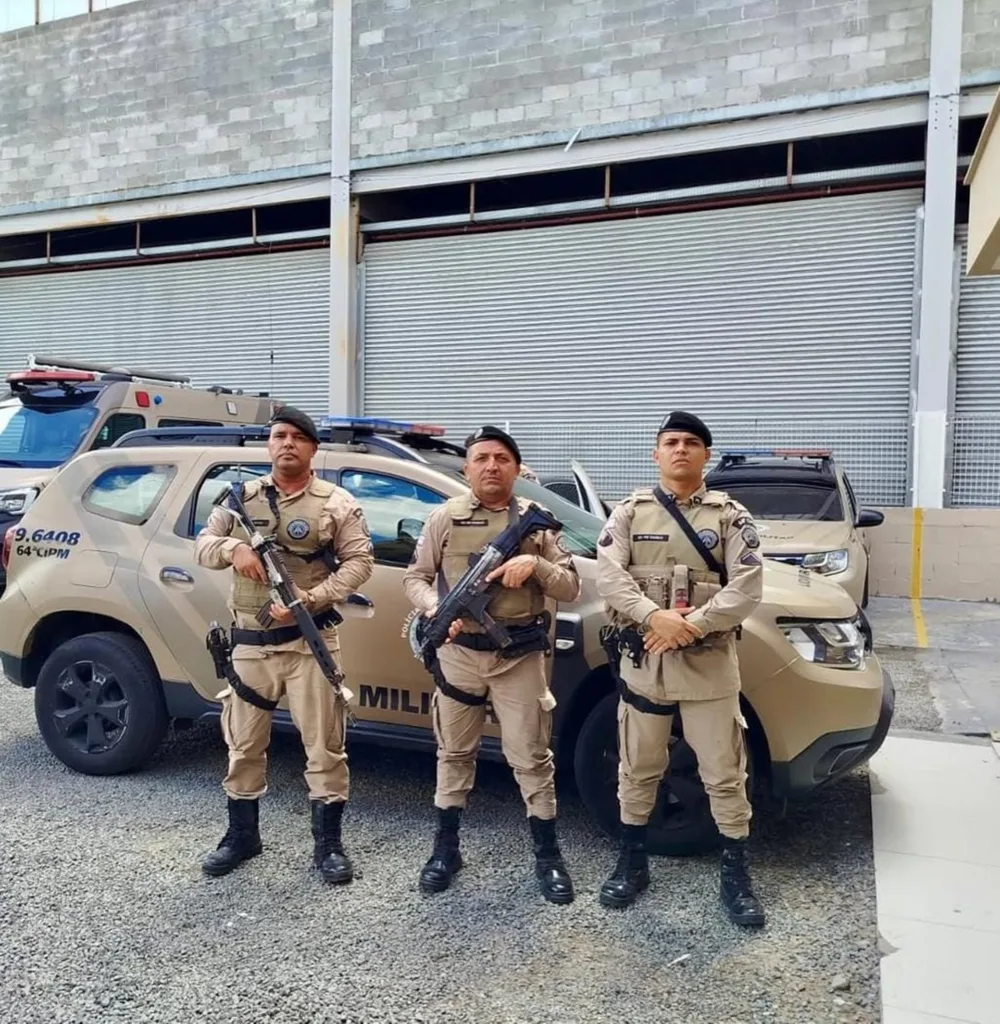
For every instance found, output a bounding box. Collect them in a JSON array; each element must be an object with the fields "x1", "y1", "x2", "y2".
[
  {"x1": 416, "y1": 502, "x2": 562, "y2": 656},
  {"x1": 215, "y1": 481, "x2": 350, "y2": 701}
]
